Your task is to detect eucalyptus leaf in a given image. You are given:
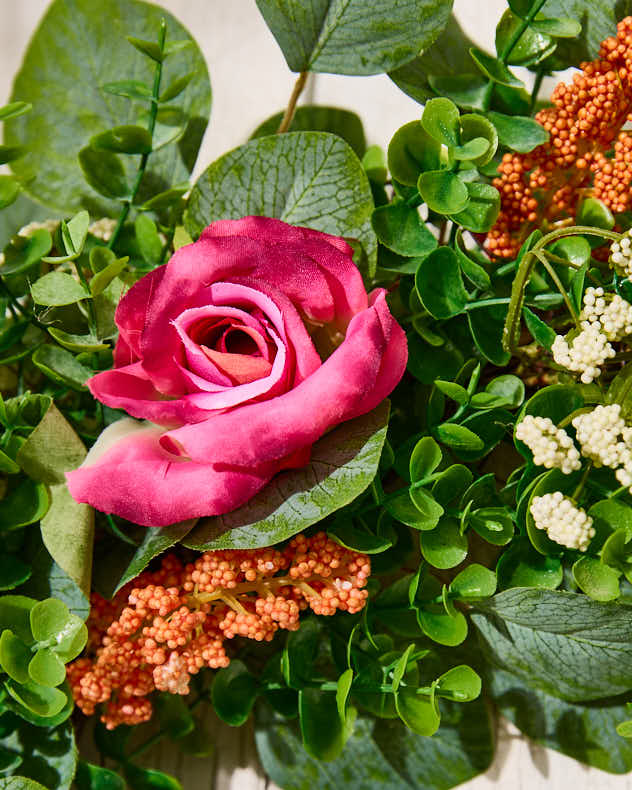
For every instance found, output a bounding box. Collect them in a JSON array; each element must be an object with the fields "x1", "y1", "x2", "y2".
[
  {"x1": 184, "y1": 401, "x2": 388, "y2": 550},
  {"x1": 185, "y1": 132, "x2": 377, "y2": 274},
  {"x1": 255, "y1": 0, "x2": 452, "y2": 75}
]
